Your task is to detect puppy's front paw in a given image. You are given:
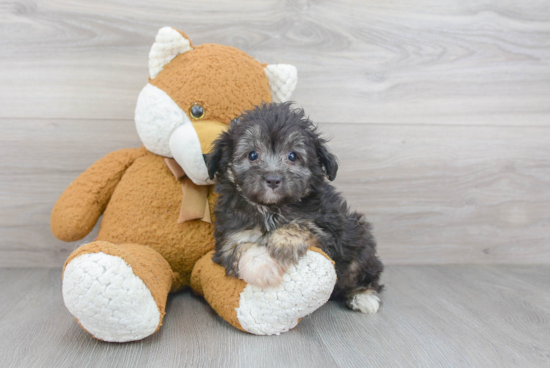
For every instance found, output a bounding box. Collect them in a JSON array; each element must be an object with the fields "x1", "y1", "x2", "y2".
[
  {"x1": 238, "y1": 246, "x2": 286, "y2": 288},
  {"x1": 267, "y1": 224, "x2": 312, "y2": 268},
  {"x1": 347, "y1": 290, "x2": 380, "y2": 314}
]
